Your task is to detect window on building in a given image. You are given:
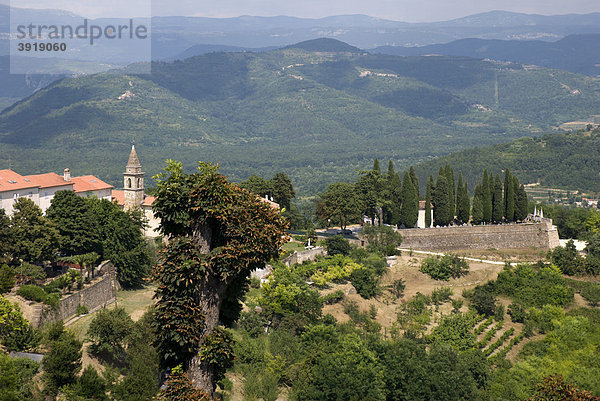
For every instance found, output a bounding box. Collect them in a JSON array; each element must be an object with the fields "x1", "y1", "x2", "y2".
[{"x1": 127, "y1": 178, "x2": 132, "y2": 188}]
